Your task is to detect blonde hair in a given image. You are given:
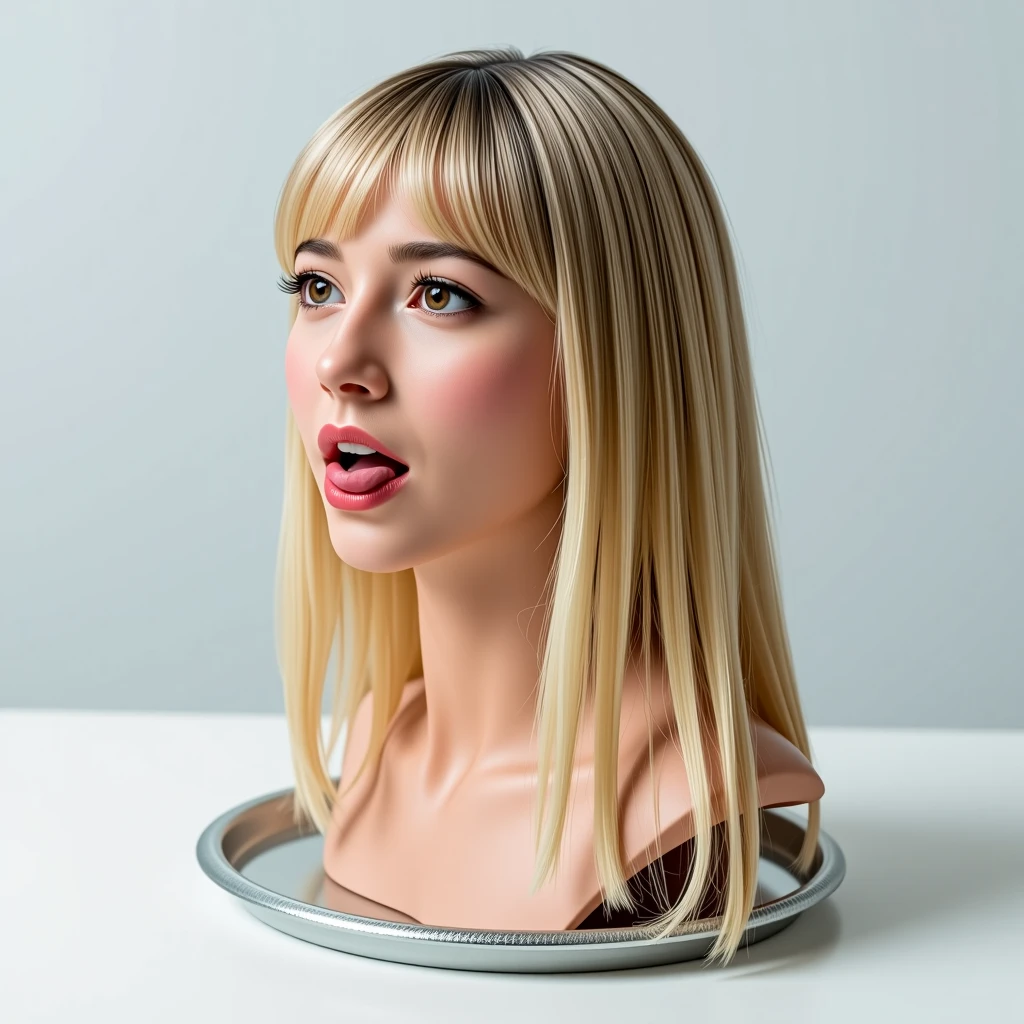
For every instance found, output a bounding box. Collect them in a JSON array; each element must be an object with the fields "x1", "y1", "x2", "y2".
[{"x1": 272, "y1": 46, "x2": 820, "y2": 966}]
